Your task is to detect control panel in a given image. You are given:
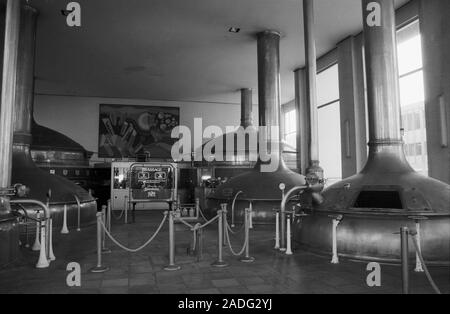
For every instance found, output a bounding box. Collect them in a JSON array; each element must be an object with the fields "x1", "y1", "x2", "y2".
[{"x1": 129, "y1": 163, "x2": 177, "y2": 202}]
